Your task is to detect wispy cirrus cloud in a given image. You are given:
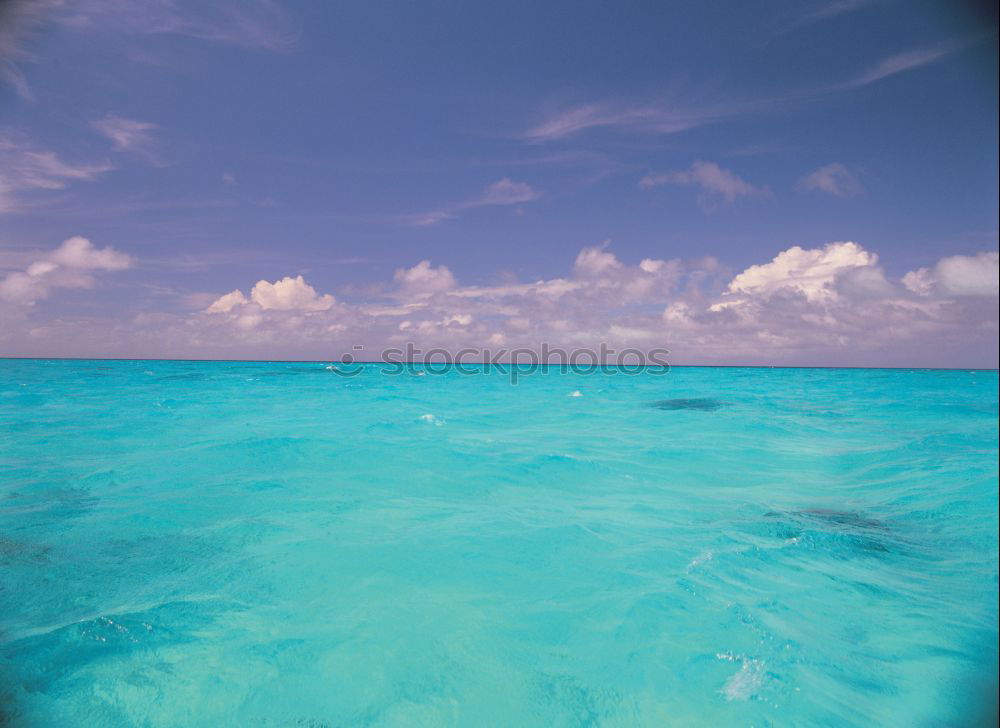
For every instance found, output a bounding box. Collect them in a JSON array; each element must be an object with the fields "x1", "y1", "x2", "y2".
[
  {"x1": 520, "y1": 39, "x2": 967, "y2": 145},
  {"x1": 521, "y1": 101, "x2": 740, "y2": 143},
  {"x1": 406, "y1": 178, "x2": 540, "y2": 227},
  {"x1": 768, "y1": 0, "x2": 876, "y2": 38},
  {"x1": 497, "y1": 148, "x2": 634, "y2": 188},
  {"x1": 56, "y1": 0, "x2": 298, "y2": 52},
  {"x1": 0, "y1": 132, "x2": 113, "y2": 213},
  {"x1": 90, "y1": 114, "x2": 159, "y2": 158},
  {"x1": 405, "y1": 210, "x2": 456, "y2": 228},
  {"x1": 640, "y1": 161, "x2": 768, "y2": 205},
  {"x1": 0, "y1": 0, "x2": 297, "y2": 99},
  {"x1": 838, "y1": 43, "x2": 963, "y2": 89},
  {"x1": 0, "y1": 0, "x2": 61, "y2": 99}
]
